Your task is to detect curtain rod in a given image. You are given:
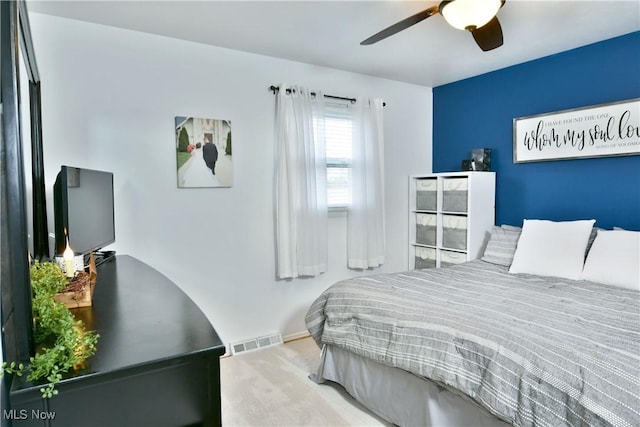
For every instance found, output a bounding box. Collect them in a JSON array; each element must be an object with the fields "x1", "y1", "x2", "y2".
[{"x1": 269, "y1": 85, "x2": 386, "y2": 107}]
